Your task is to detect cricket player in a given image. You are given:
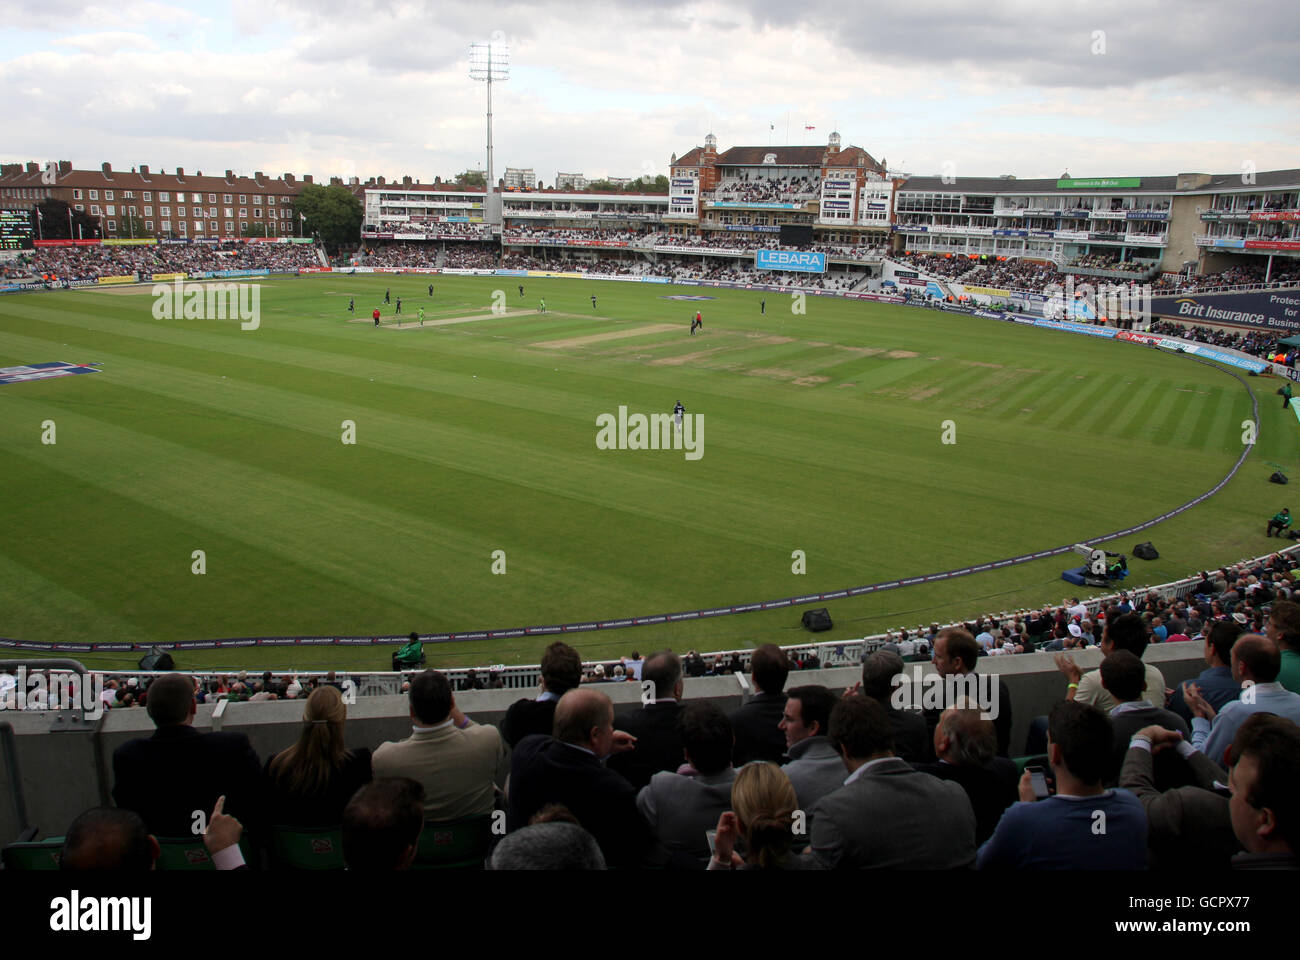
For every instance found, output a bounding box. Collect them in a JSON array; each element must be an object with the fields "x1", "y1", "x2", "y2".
[
  {"x1": 428, "y1": 284, "x2": 434, "y2": 297},
  {"x1": 396, "y1": 297, "x2": 402, "y2": 316},
  {"x1": 539, "y1": 299, "x2": 547, "y2": 314},
  {"x1": 673, "y1": 400, "x2": 685, "y2": 431},
  {"x1": 591, "y1": 295, "x2": 598, "y2": 310},
  {"x1": 348, "y1": 298, "x2": 354, "y2": 313},
  {"x1": 373, "y1": 307, "x2": 380, "y2": 327},
  {"x1": 385, "y1": 289, "x2": 391, "y2": 304},
  {"x1": 418, "y1": 307, "x2": 425, "y2": 326}
]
